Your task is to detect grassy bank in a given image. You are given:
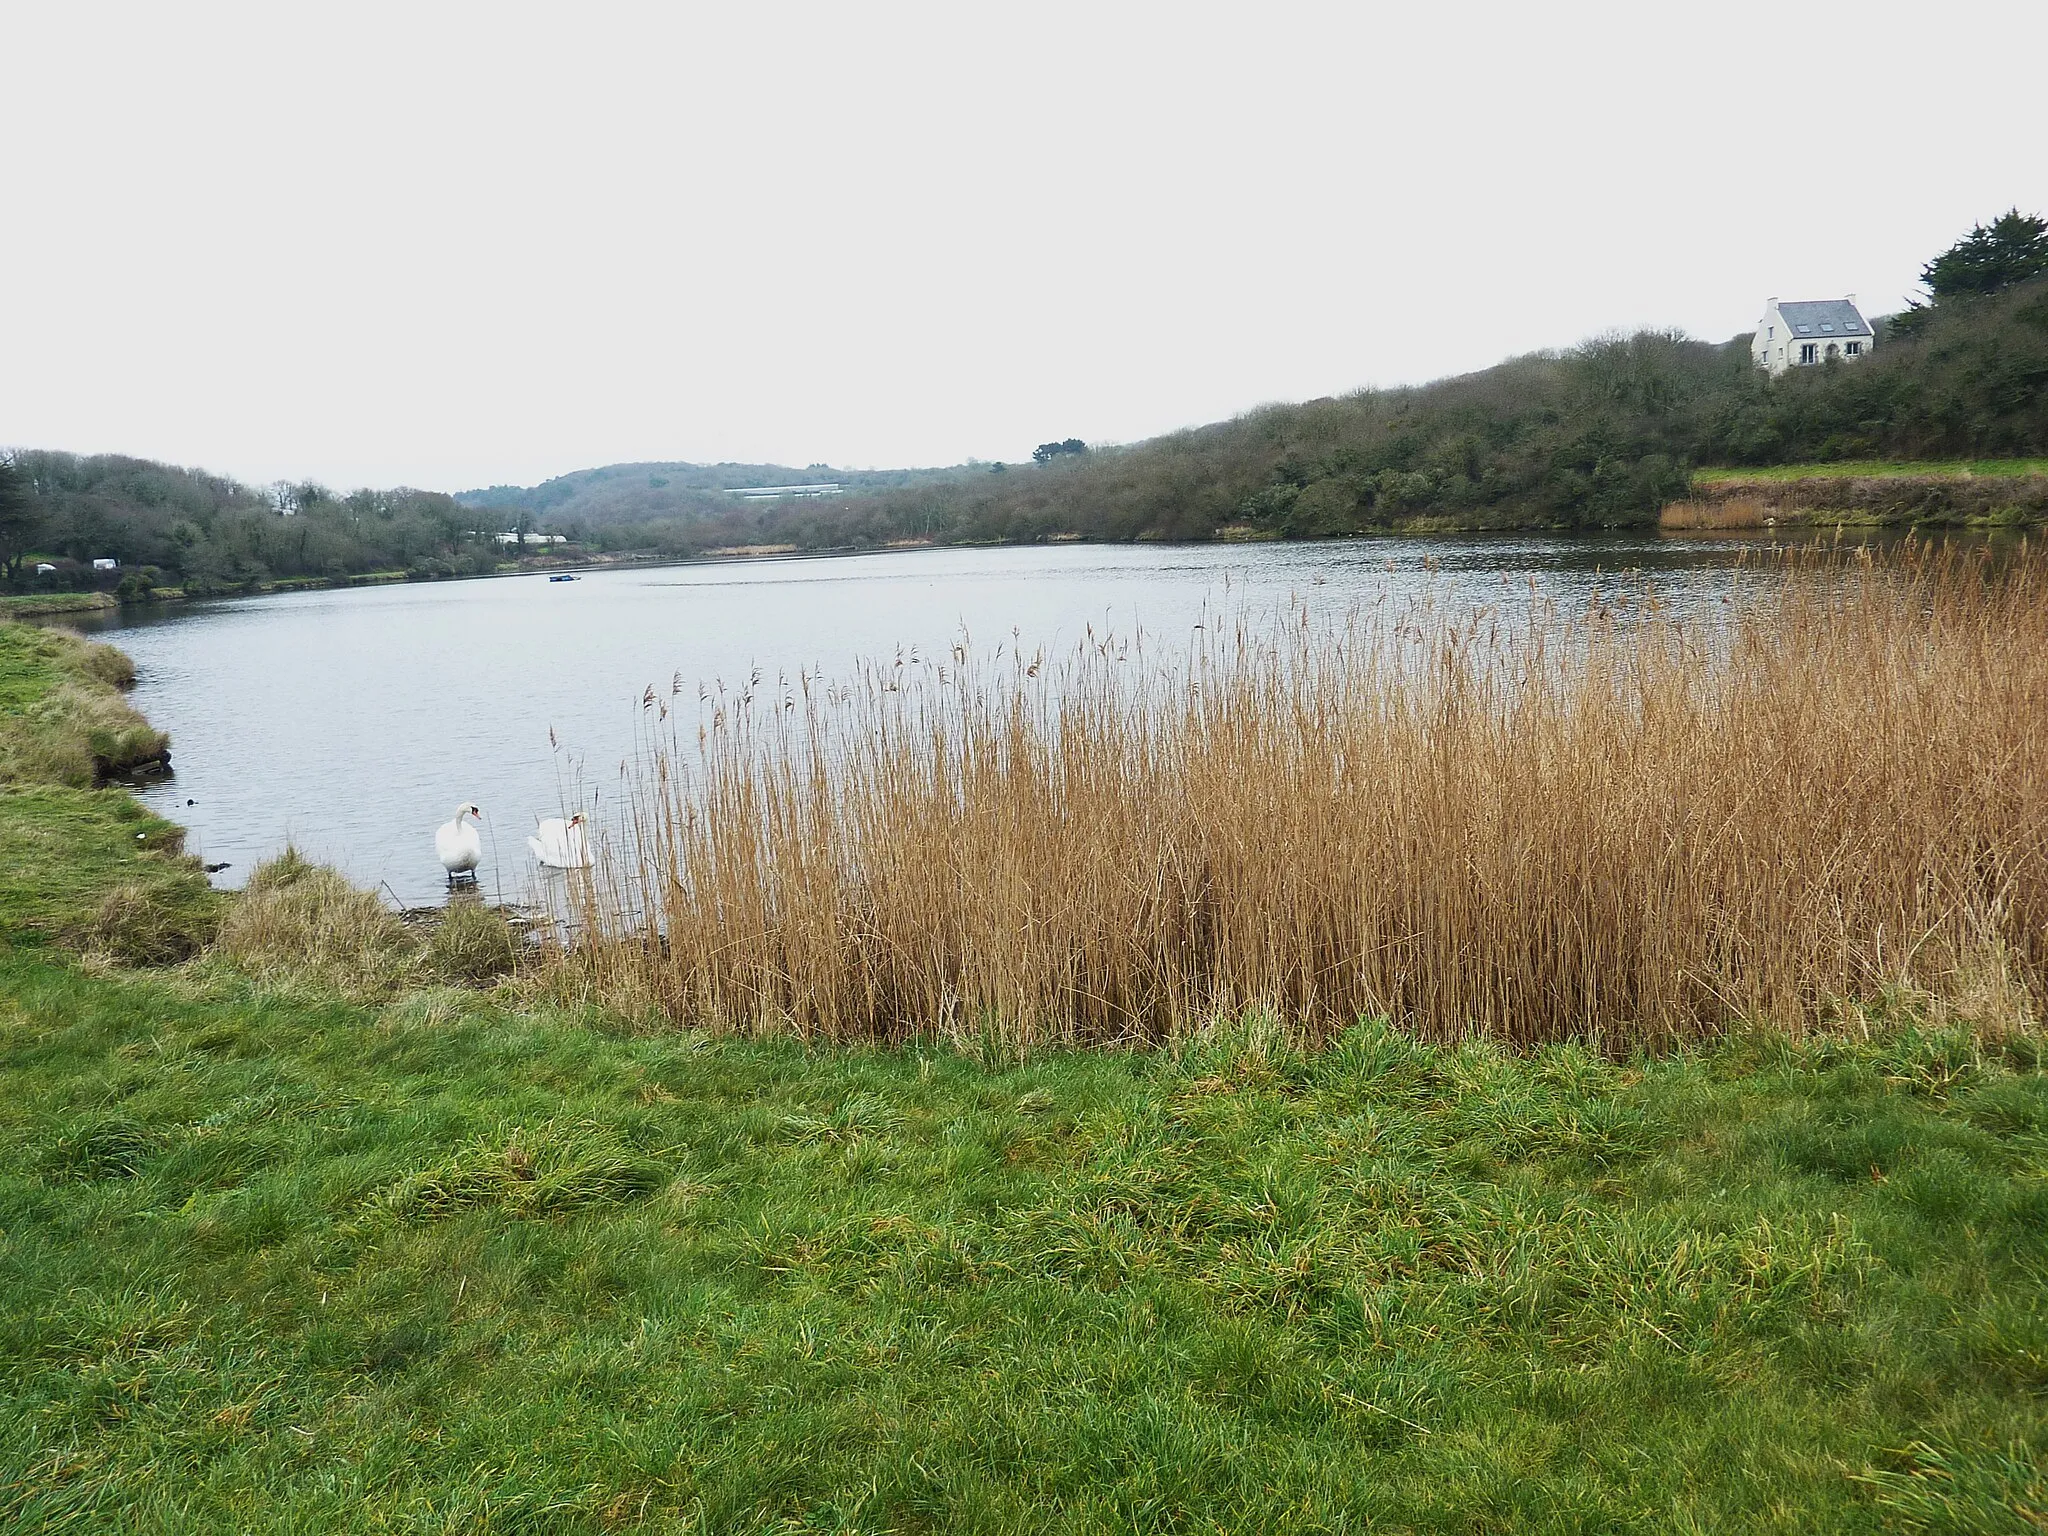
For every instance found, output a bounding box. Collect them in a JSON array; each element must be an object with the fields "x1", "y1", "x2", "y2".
[
  {"x1": 1693, "y1": 459, "x2": 2048, "y2": 485},
  {"x1": 5, "y1": 951, "x2": 2048, "y2": 1533},
  {"x1": 3, "y1": 611, "x2": 2046, "y2": 1531},
  {"x1": 3, "y1": 563, "x2": 554, "y2": 623},
  {"x1": 0, "y1": 622, "x2": 217, "y2": 958},
  {"x1": 0, "y1": 624, "x2": 170, "y2": 788},
  {"x1": 1665, "y1": 467, "x2": 2048, "y2": 530},
  {"x1": 0, "y1": 593, "x2": 119, "y2": 620}
]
